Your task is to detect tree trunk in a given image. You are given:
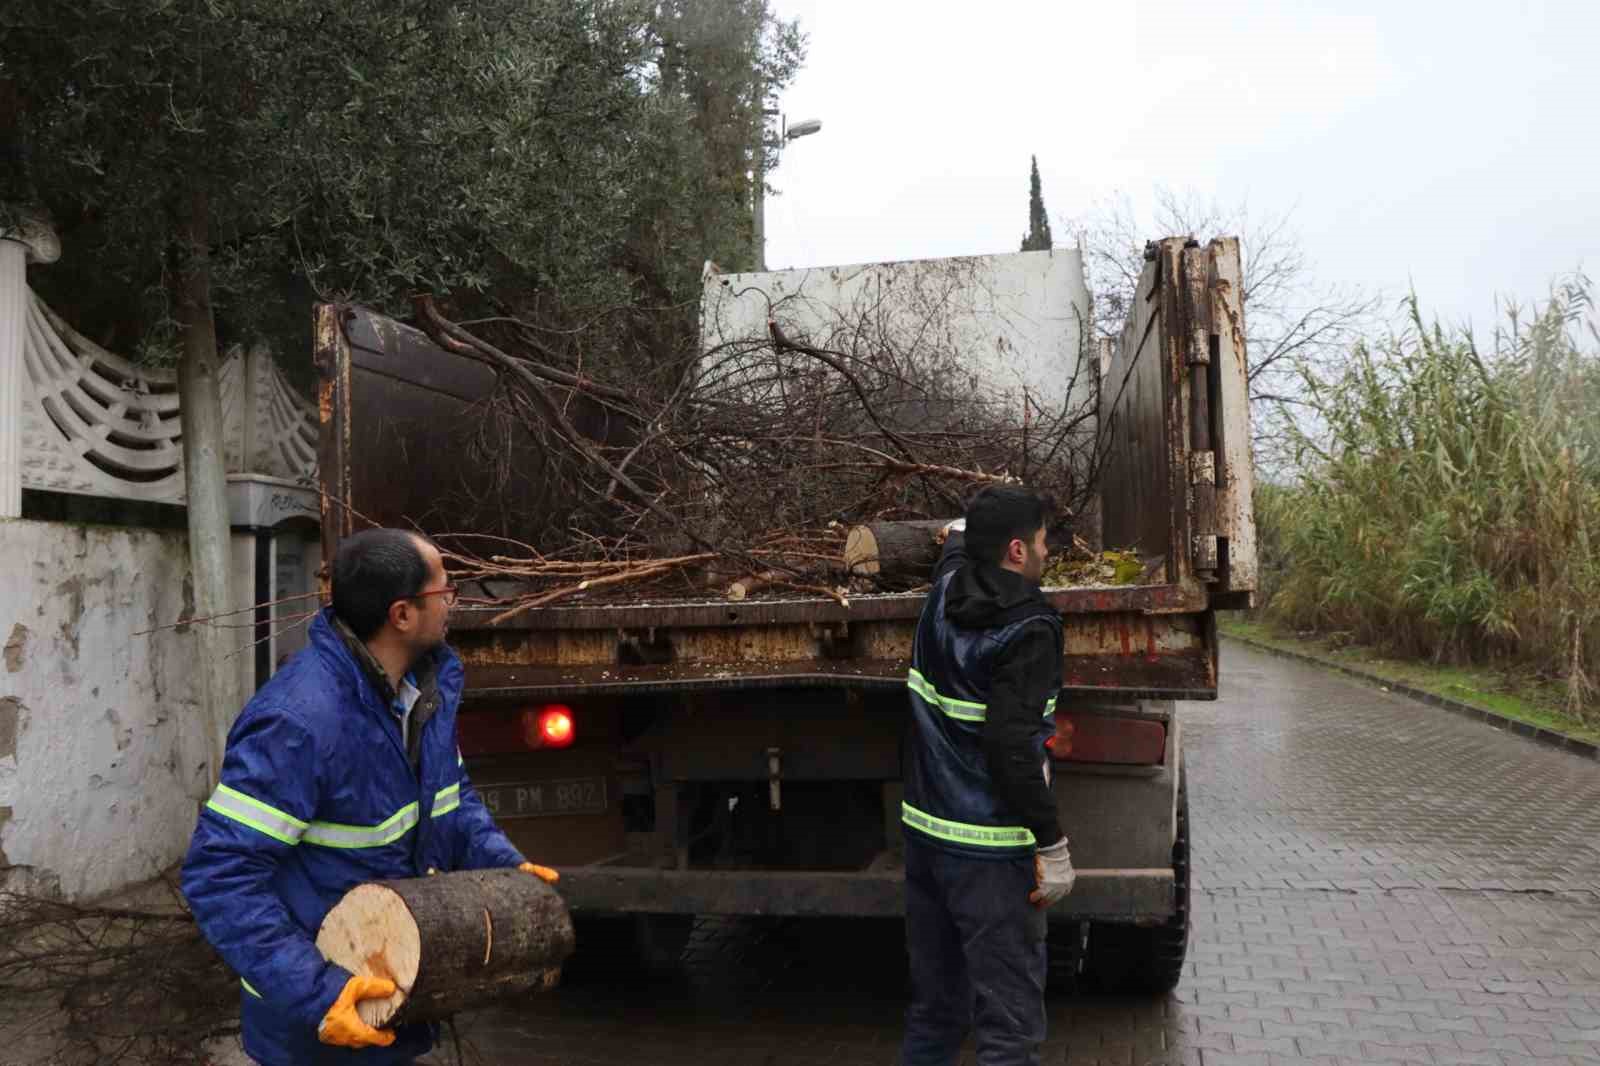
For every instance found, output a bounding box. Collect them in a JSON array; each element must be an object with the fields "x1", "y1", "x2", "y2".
[
  {"x1": 843, "y1": 520, "x2": 953, "y2": 587},
  {"x1": 314, "y1": 869, "x2": 576, "y2": 1028},
  {"x1": 174, "y1": 187, "x2": 235, "y2": 795}
]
